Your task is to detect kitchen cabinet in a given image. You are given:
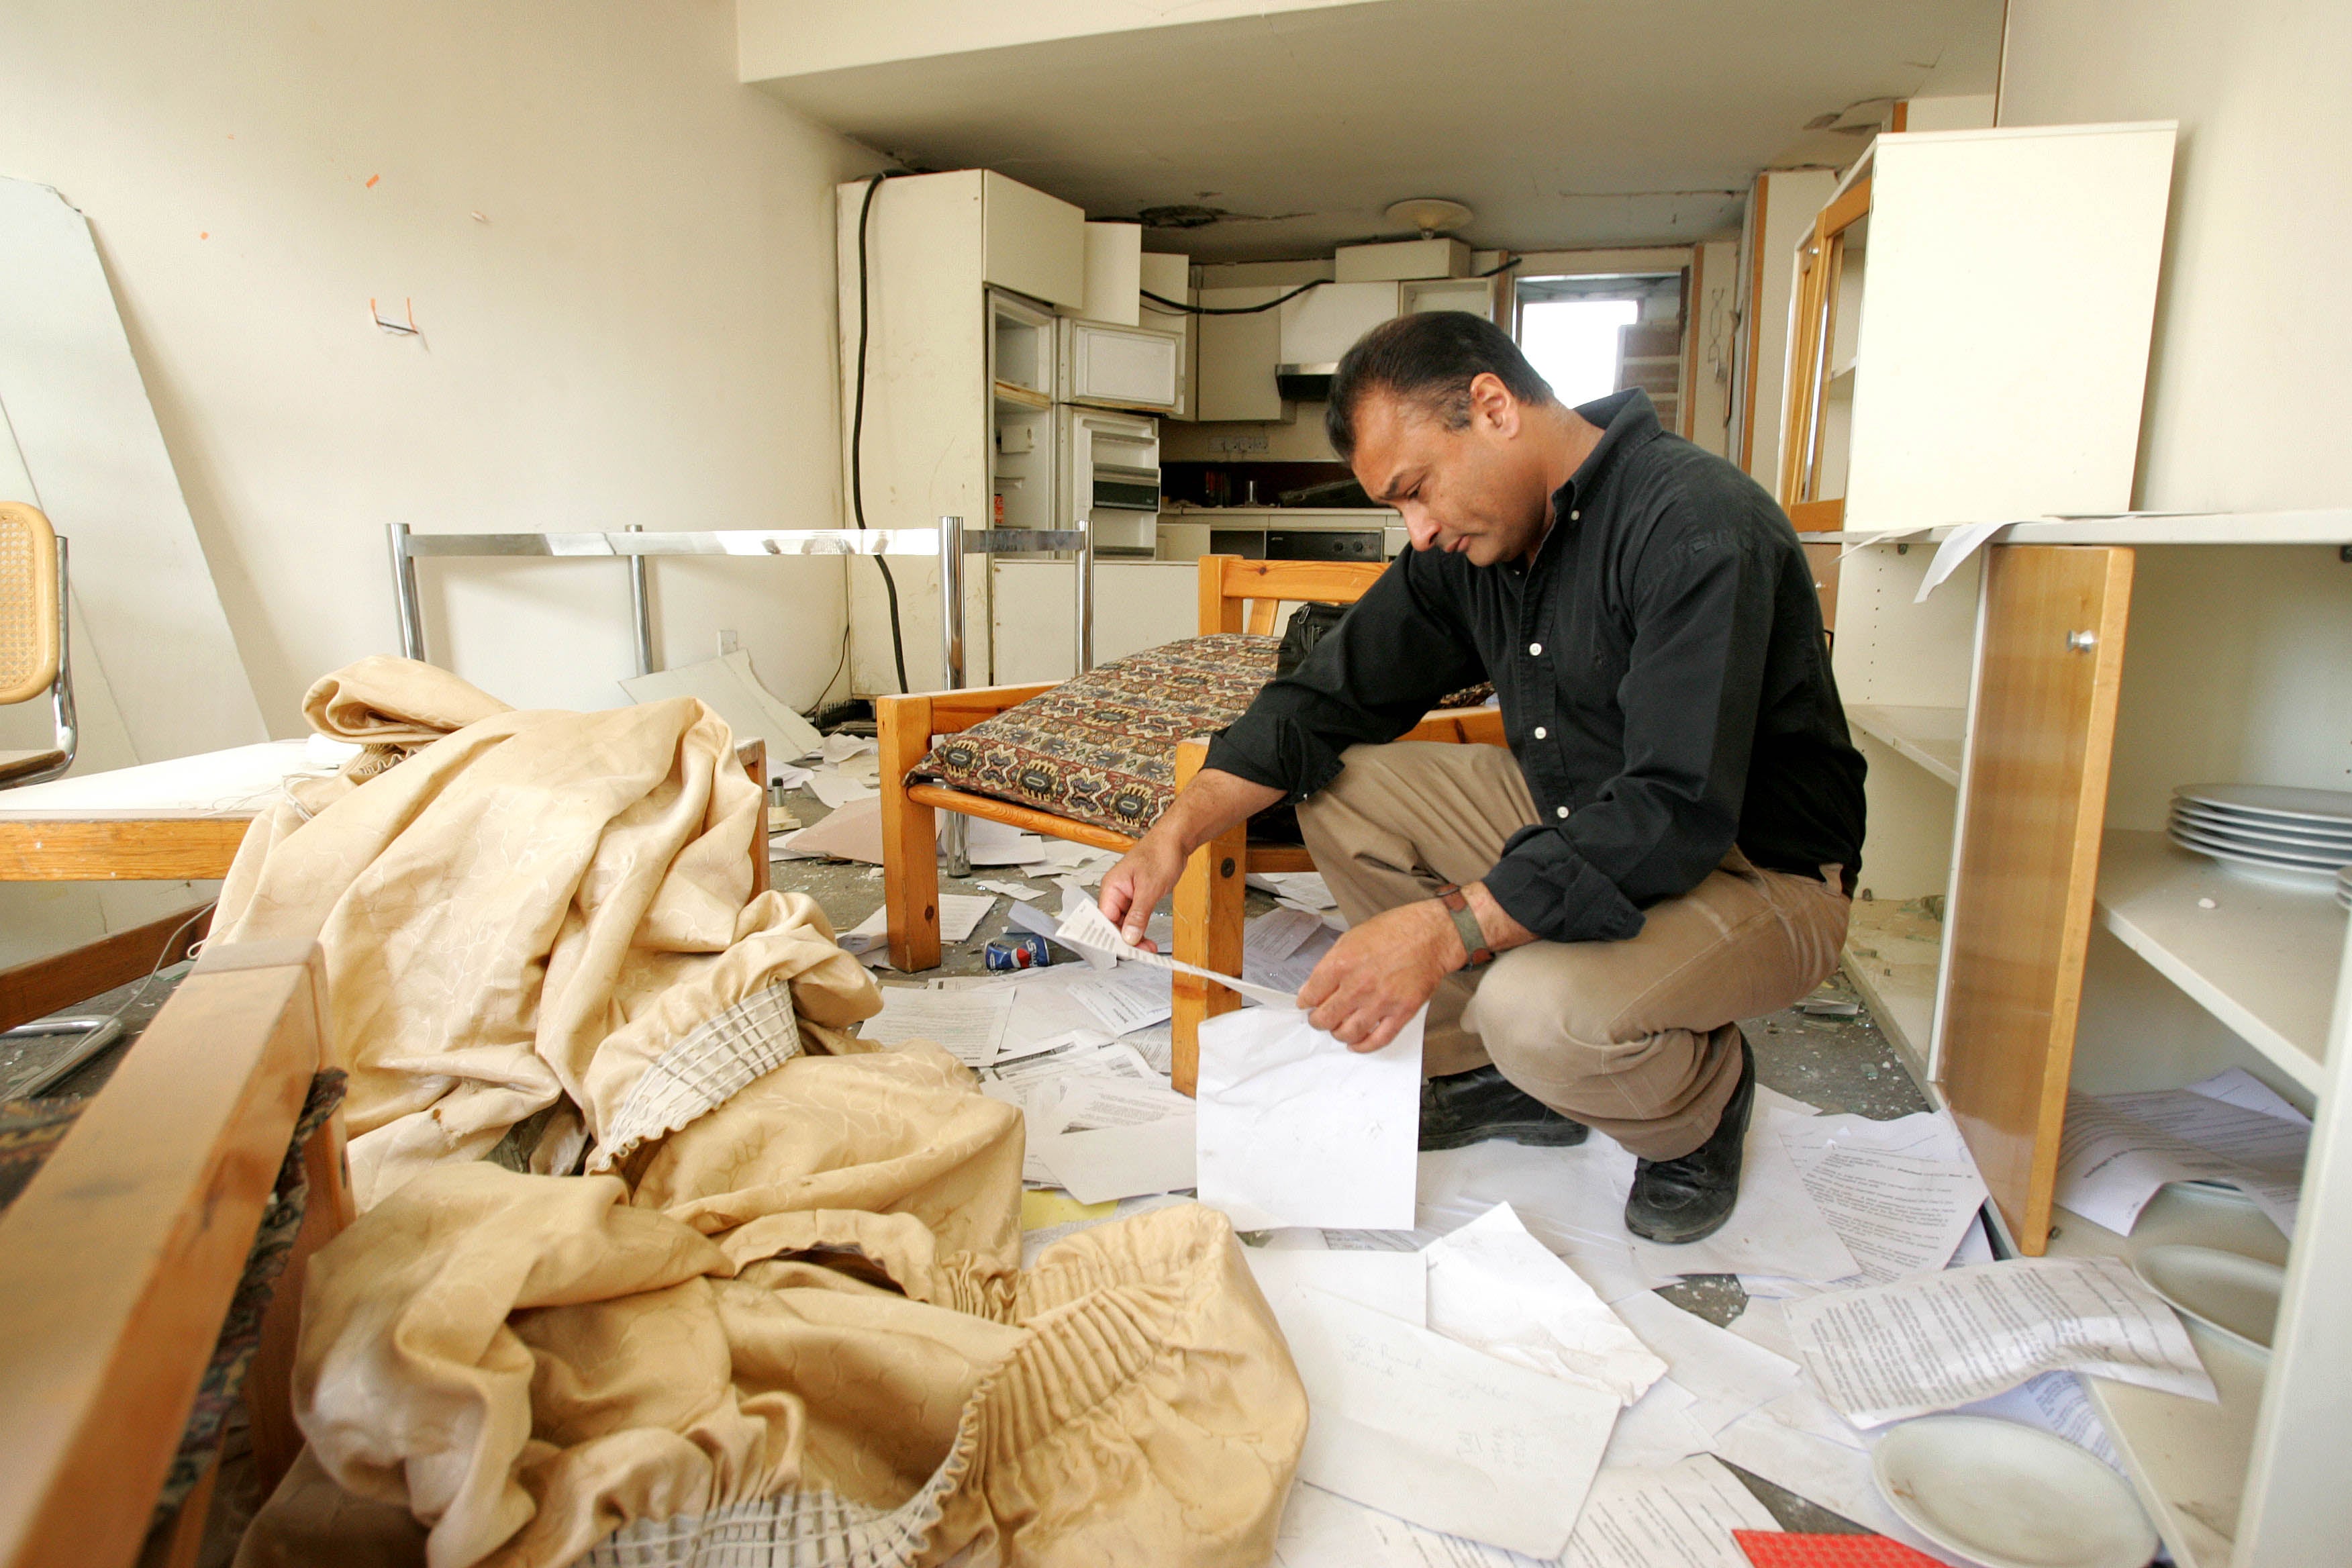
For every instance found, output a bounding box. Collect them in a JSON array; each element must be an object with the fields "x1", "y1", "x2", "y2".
[
  {"x1": 989, "y1": 559, "x2": 1202, "y2": 684},
  {"x1": 1776, "y1": 122, "x2": 2176, "y2": 536},
  {"x1": 1277, "y1": 281, "x2": 1400, "y2": 369},
  {"x1": 1827, "y1": 513, "x2": 2352, "y2": 1568},
  {"x1": 1195, "y1": 286, "x2": 1292, "y2": 422},
  {"x1": 834, "y1": 170, "x2": 1086, "y2": 693},
  {"x1": 1138, "y1": 252, "x2": 1195, "y2": 420}
]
